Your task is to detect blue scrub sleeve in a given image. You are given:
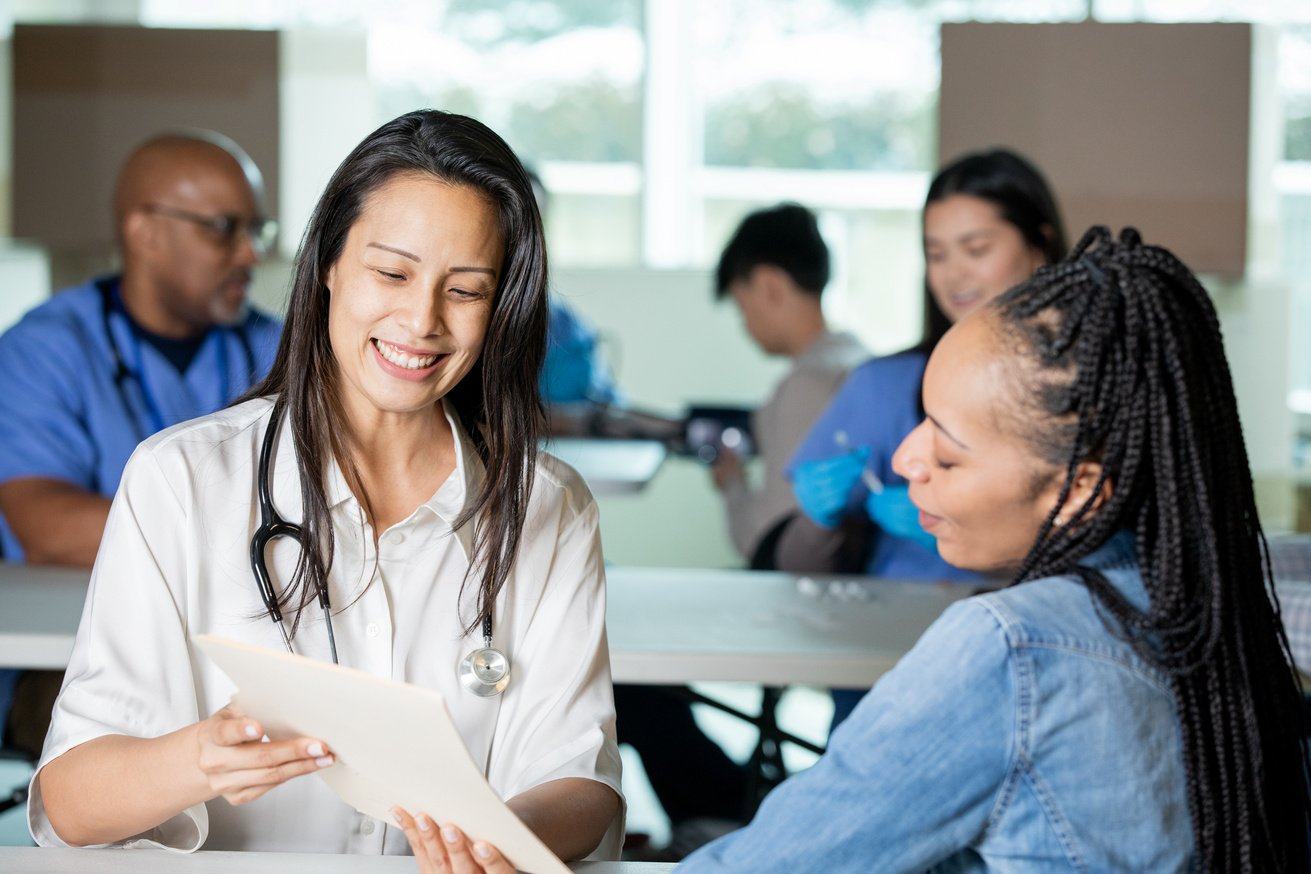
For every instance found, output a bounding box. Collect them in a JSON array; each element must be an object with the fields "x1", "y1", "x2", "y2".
[
  {"x1": 540, "y1": 299, "x2": 618, "y2": 406},
  {"x1": 0, "y1": 316, "x2": 99, "y2": 489}
]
